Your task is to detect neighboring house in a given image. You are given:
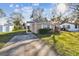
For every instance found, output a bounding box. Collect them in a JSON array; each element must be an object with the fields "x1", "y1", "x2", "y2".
[
  {"x1": 60, "y1": 23, "x2": 79, "y2": 31},
  {"x1": 0, "y1": 24, "x2": 13, "y2": 32},
  {"x1": 0, "y1": 17, "x2": 13, "y2": 32}
]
